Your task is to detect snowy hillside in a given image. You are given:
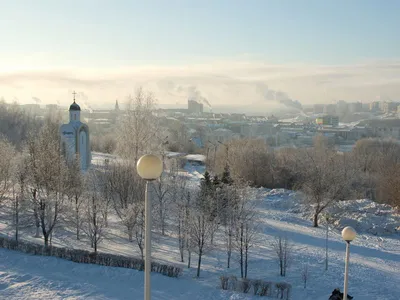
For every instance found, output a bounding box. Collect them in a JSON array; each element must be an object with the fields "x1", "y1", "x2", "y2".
[{"x1": 1, "y1": 189, "x2": 399, "y2": 299}]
